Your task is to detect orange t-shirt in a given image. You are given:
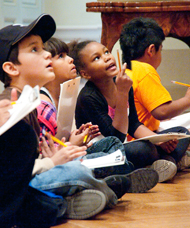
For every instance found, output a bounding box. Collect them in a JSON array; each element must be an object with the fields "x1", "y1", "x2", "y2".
[{"x1": 126, "y1": 60, "x2": 172, "y2": 132}]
